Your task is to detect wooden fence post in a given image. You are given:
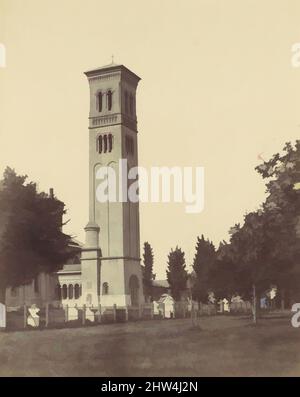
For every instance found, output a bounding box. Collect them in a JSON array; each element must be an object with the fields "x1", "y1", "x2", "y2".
[
  {"x1": 150, "y1": 303, "x2": 154, "y2": 320},
  {"x1": 139, "y1": 304, "x2": 142, "y2": 319},
  {"x1": 82, "y1": 304, "x2": 86, "y2": 325},
  {"x1": 98, "y1": 304, "x2": 102, "y2": 323},
  {"x1": 65, "y1": 304, "x2": 68, "y2": 323},
  {"x1": 45, "y1": 303, "x2": 49, "y2": 328},
  {"x1": 183, "y1": 304, "x2": 186, "y2": 319},
  {"x1": 125, "y1": 305, "x2": 129, "y2": 322},
  {"x1": 113, "y1": 304, "x2": 117, "y2": 322},
  {"x1": 23, "y1": 304, "x2": 27, "y2": 329}
]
